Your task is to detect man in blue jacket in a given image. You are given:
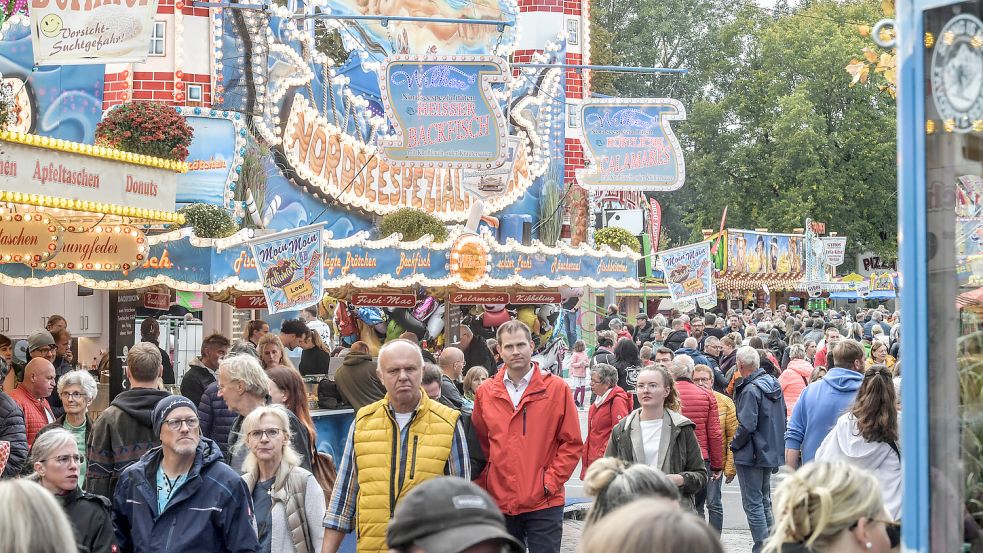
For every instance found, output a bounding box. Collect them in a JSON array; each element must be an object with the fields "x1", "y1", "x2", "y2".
[
  {"x1": 731, "y1": 346, "x2": 786, "y2": 553},
  {"x1": 784, "y1": 339, "x2": 865, "y2": 469},
  {"x1": 112, "y1": 396, "x2": 259, "y2": 553}
]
